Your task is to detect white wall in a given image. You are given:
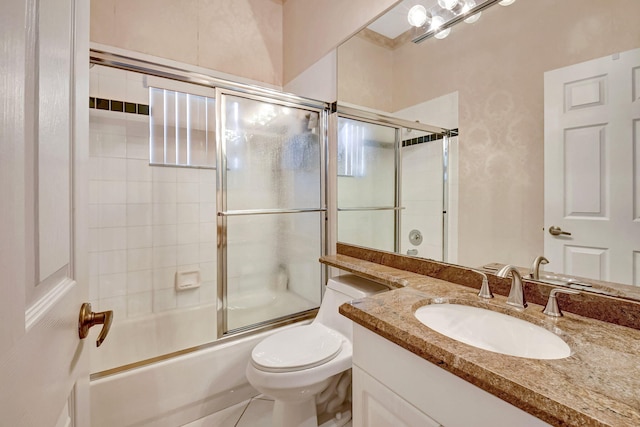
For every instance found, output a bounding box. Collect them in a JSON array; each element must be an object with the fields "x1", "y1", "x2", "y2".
[
  {"x1": 283, "y1": 0, "x2": 400, "y2": 84},
  {"x1": 91, "y1": 0, "x2": 284, "y2": 87}
]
